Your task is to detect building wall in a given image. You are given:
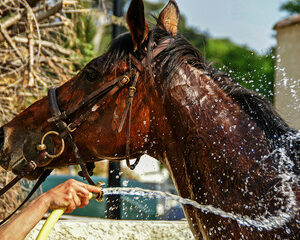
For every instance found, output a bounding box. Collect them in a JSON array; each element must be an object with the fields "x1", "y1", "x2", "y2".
[
  {"x1": 275, "y1": 24, "x2": 300, "y2": 130},
  {"x1": 26, "y1": 219, "x2": 194, "y2": 240}
]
